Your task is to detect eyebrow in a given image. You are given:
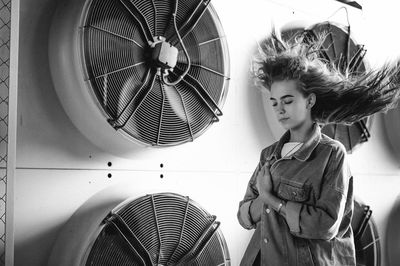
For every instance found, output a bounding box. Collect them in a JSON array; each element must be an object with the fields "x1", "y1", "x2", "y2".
[{"x1": 269, "y1": 95, "x2": 294, "y2": 101}]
